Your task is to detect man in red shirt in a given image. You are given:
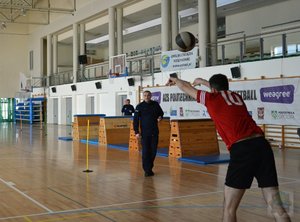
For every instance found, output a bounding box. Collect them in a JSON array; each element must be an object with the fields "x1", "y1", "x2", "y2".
[{"x1": 168, "y1": 74, "x2": 290, "y2": 222}]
